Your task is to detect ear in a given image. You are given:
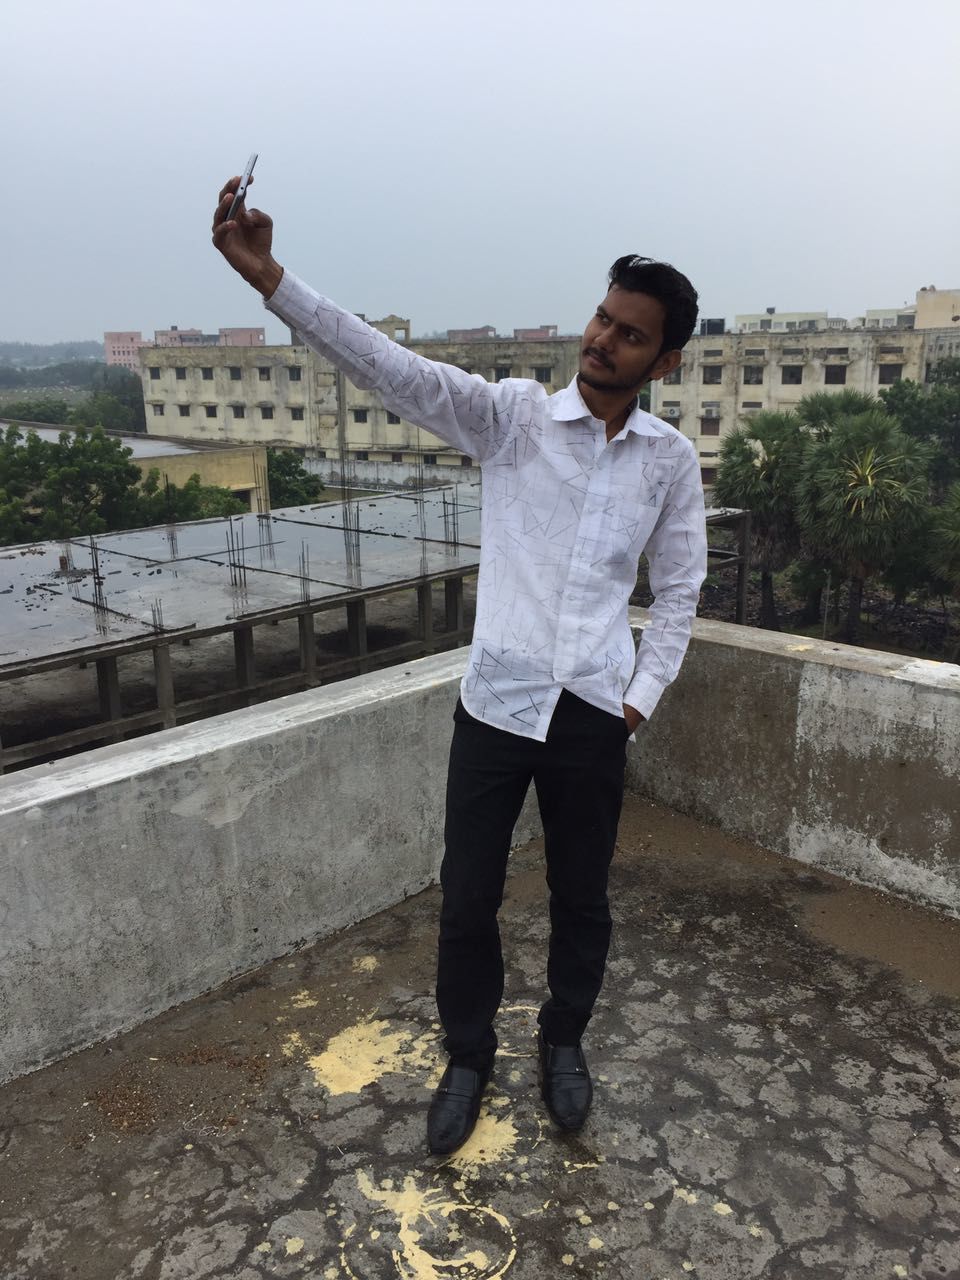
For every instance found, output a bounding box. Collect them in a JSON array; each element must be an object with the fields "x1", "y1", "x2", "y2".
[{"x1": 648, "y1": 349, "x2": 682, "y2": 383}]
